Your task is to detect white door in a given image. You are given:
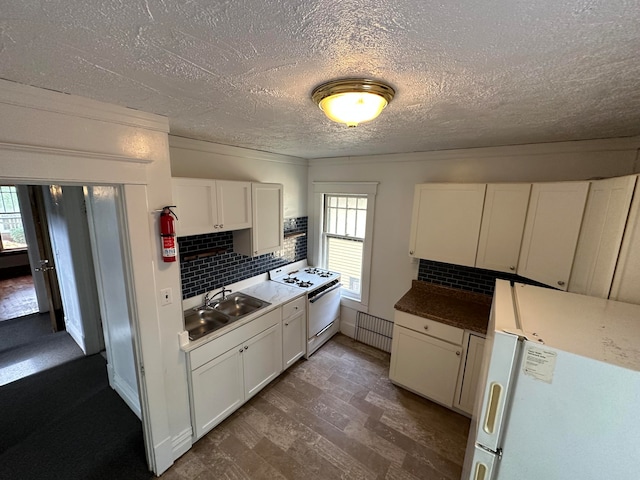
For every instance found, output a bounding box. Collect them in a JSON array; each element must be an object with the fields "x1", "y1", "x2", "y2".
[
  {"x1": 409, "y1": 183, "x2": 486, "y2": 266},
  {"x1": 252, "y1": 183, "x2": 283, "y2": 256},
  {"x1": 517, "y1": 182, "x2": 589, "y2": 290},
  {"x1": 216, "y1": 180, "x2": 251, "y2": 231},
  {"x1": 569, "y1": 175, "x2": 636, "y2": 298},
  {"x1": 475, "y1": 183, "x2": 531, "y2": 273},
  {"x1": 42, "y1": 185, "x2": 103, "y2": 354},
  {"x1": 85, "y1": 185, "x2": 141, "y2": 418},
  {"x1": 171, "y1": 178, "x2": 218, "y2": 236}
]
